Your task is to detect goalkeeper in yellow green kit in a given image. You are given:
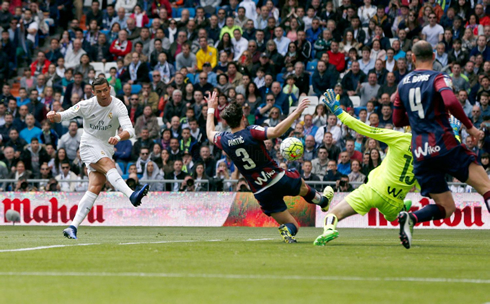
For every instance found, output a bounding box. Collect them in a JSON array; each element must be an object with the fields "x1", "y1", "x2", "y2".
[{"x1": 314, "y1": 89, "x2": 415, "y2": 246}]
